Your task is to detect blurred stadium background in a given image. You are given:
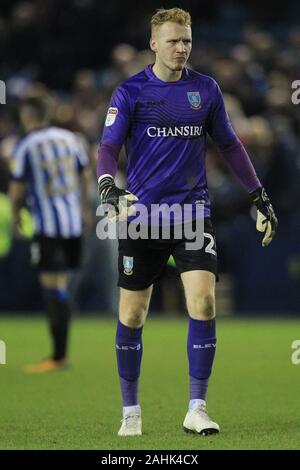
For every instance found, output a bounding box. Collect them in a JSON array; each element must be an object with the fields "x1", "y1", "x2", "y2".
[
  {"x1": 1, "y1": 0, "x2": 300, "y2": 316},
  {"x1": 1, "y1": 0, "x2": 300, "y2": 451}
]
